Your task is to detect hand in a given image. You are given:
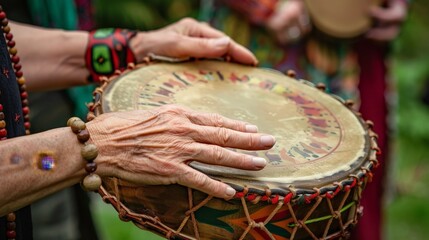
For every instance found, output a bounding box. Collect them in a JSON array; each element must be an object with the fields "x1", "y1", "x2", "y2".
[
  {"x1": 266, "y1": 0, "x2": 311, "y2": 45},
  {"x1": 87, "y1": 105, "x2": 275, "y2": 199},
  {"x1": 366, "y1": 0, "x2": 408, "y2": 41},
  {"x1": 130, "y1": 18, "x2": 258, "y2": 65}
]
